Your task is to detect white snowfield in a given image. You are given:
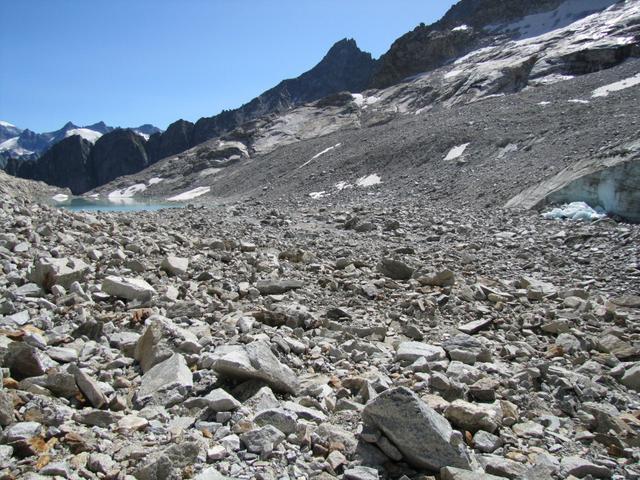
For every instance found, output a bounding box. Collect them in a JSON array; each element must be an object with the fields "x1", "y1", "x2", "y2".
[
  {"x1": 108, "y1": 183, "x2": 147, "y2": 198},
  {"x1": 0, "y1": 121, "x2": 16, "y2": 128},
  {"x1": 444, "y1": 143, "x2": 470, "y2": 161},
  {"x1": 51, "y1": 194, "x2": 69, "y2": 202},
  {"x1": 452, "y1": 25, "x2": 470, "y2": 32},
  {"x1": 335, "y1": 181, "x2": 352, "y2": 191},
  {"x1": 65, "y1": 128, "x2": 102, "y2": 143},
  {"x1": 356, "y1": 174, "x2": 382, "y2": 187},
  {"x1": 167, "y1": 186, "x2": 210, "y2": 201},
  {"x1": 298, "y1": 143, "x2": 341, "y2": 169},
  {"x1": 0, "y1": 137, "x2": 34, "y2": 156},
  {"x1": 592, "y1": 73, "x2": 640, "y2": 97},
  {"x1": 148, "y1": 177, "x2": 163, "y2": 185}
]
